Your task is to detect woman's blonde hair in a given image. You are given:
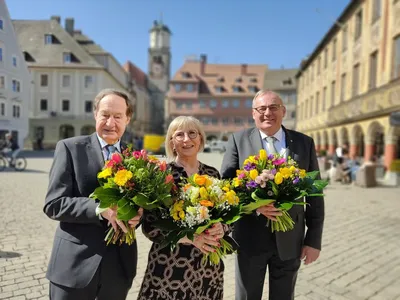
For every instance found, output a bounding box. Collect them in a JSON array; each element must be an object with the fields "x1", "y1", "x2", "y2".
[{"x1": 165, "y1": 116, "x2": 206, "y2": 160}]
